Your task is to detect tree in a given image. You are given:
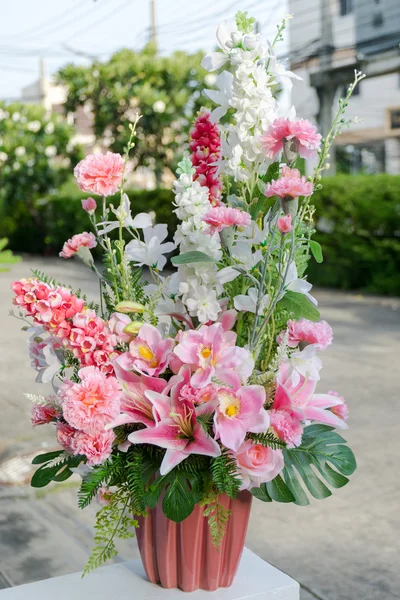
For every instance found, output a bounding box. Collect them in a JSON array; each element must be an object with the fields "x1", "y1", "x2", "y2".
[
  {"x1": 0, "y1": 102, "x2": 81, "y2": 247},
  {"x1": 57, "y1": 44, "x2": 211, "y2": 184}
]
